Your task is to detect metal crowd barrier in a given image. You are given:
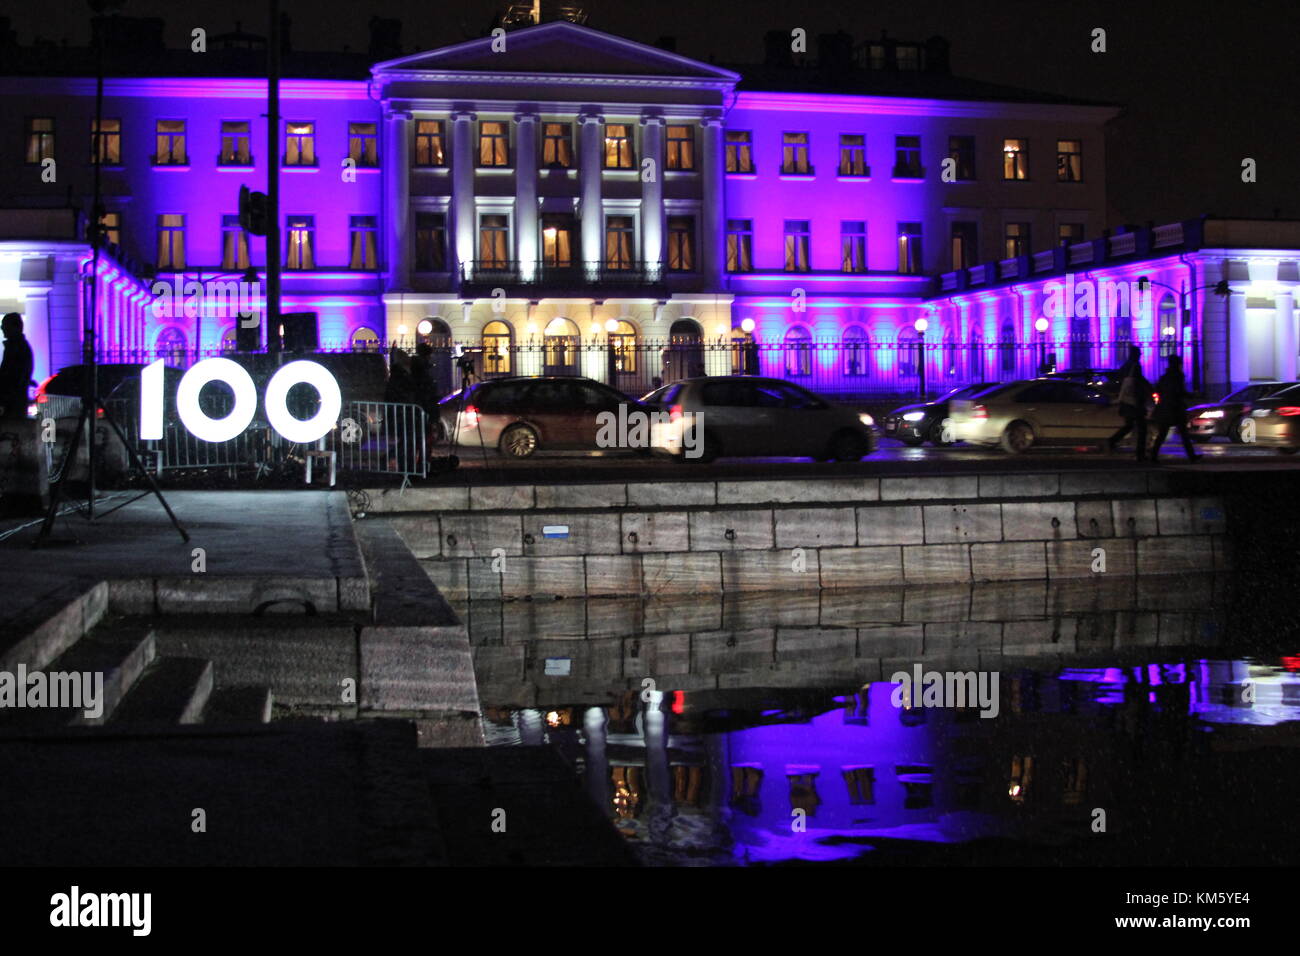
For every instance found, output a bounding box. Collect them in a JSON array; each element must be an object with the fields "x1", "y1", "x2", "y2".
[{"x1": 326, "y1": 401, "x2": 430, "y2": 487}]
